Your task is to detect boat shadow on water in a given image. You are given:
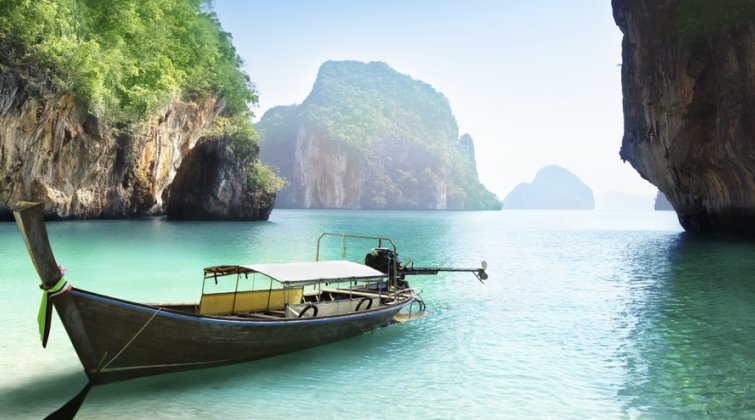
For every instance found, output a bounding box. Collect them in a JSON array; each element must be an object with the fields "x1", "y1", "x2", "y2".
[{"x1": 4, "y1": 323, "x2": 418, "y2": 415}]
